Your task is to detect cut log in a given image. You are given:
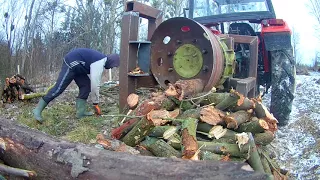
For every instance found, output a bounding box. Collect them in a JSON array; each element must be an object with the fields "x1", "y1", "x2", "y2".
[
  {"x1": 0, "y1": 163, "x2": 37, "y2": 178},
  {"x1": 134, "y1": 100, "x2": 157, "y2": 116},
  {"x1": 200, "y1": 106, "x2": 226, "y2": 126},
  {"x1": 241, "y1": 133, "x2": 265, "y2": 173},
  {"x1": 167, "y1": 133, "x2": 181, "y2": 150},
  {"x1": 140, "y1": 137, "x2": 181, "y2": 158},
  {"x1": 20, "y1": 92, "x2": 46, "y2": 100},
  {"x1": 146, "y1": 109, "x2": 171, "y2": 126},
  {"x1": 200, "y1": 92, "x2": 229, "y2": 106},
  {"x1": 253, "y1": 101, "x2": 278, "y2": 133},
  {"x1": 127, "y1": 93, "x2": 139, "y2": 109},
  {"x1": 197, "y1": 123, "x2": 237, "y2": 140},
  {"x1": 121, "y1": 117, "x2": 155, "y2": 147},
  {"x1": 181, "y1": 118, "x2": 199, "y2": 159},
  {"x1": 200, "y1": 151, "x2": 246, "y2": 162},
  {"x1": 151, "y1": 92, "x2": 176, "y2": 111},
  {"x1": 96, "y1": 134, "x2": 140, "y2": 155},
  {"x1": 0, "y1": 118, "x2": 269, "y2": 180},
  {"x1": 197, "y1": 141, "x2": 249, "y2": 159},
  {"x1": 232, "y1": 97, "x2": 256, "y2": 111},
  {"x1": 149, "y1": 126, "x2": 178, "y2": 138},
  {"x1": 237, "y1": 118, "x2": 269, "y2": 134},
  {"x1": 253, "y1": 131, "x2": 275, "y2": 146},
  {"x1": 178, "y1": 108, "x2": 201, "y2": 119},
  {"x1": 215, "y1": 90, "x2": 241, "y2": 111},
  {"x1": 111, "y1": 118, "x2": 139, "y2": 139},
  {"x1": 165, "y1": 79, "x2": 205, "y2": 101},
  {"x1": 223, "y1": 110, "x2": 252, "y2": 130}
]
